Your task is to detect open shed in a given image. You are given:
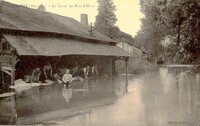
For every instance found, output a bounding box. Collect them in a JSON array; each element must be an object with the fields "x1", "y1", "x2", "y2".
[{"x1": 0, "y1": 1, "x2": 131, "y2": 88}]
